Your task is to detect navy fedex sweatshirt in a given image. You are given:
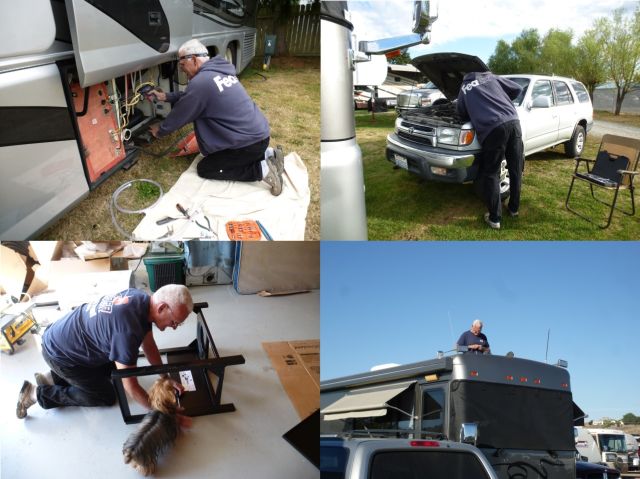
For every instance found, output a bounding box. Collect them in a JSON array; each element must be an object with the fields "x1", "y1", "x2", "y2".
[
  {"x1": 456, "y1": 72, "x2": 522, "y2": 144},
  {"x1": 157, "y1": 56, "x2": 270, "y2": 155}
]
